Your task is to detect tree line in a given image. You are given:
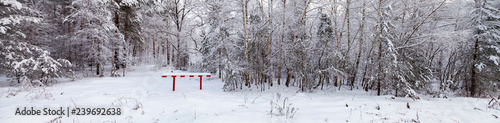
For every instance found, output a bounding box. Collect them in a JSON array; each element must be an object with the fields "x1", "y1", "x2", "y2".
[{"x1": 0, "y1": 0, "x2": 498, "y2": 98}]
